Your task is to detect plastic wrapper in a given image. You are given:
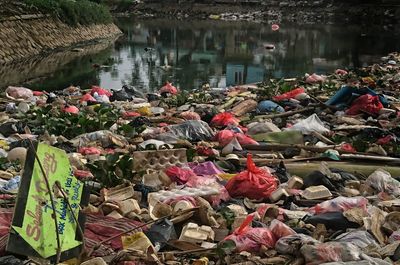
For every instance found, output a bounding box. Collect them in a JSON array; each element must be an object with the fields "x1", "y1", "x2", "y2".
[
  {"x1": 311, "y1": 196, "x2": 368, "y2": 214},
  {"x1": 71, "y1": 130, "x2": 129, "y2": 148},
  {"x1": 275, "y1": 234, "x2": 318, "y2": 255},
  {"x1": 334, "y1": 231, "x2": 379, "y2": 248},
  {"x1": 225, "y1": 154, "x2": 278, "y2": 200},
  {"x1": 286, "y1": 113, "x2": 330, "y2": 134},
  {"x1": 157, "y1": 120, "x2": 214, "y2": 142},
  {"x1": 269, "y1": 219, "x2": 296, "y2": 239},
  {"x1": 301, "y1": 242, "x2": 362, "y2": 265},
  {"x1": 365, "y1": 169, "x2": 400, "y2": 196},
  {"x1": 224, "y1": 215, "x2": 276, "y2": 253},
  {"x1": 346, "y1": 94, "x2": 383, "y2": 115},
  {"x1": 273, "y1": 87, "x2": 305, "y2": 101},
  {"x1": 165, "y1": 166, "x2": 196, "y2": 184},
  {"x1": 5, "y1": 86, "x2": 33, "y2": 101},
  {"x1": 210, "y1": 112, "x2": 240, "y2": 127}
]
